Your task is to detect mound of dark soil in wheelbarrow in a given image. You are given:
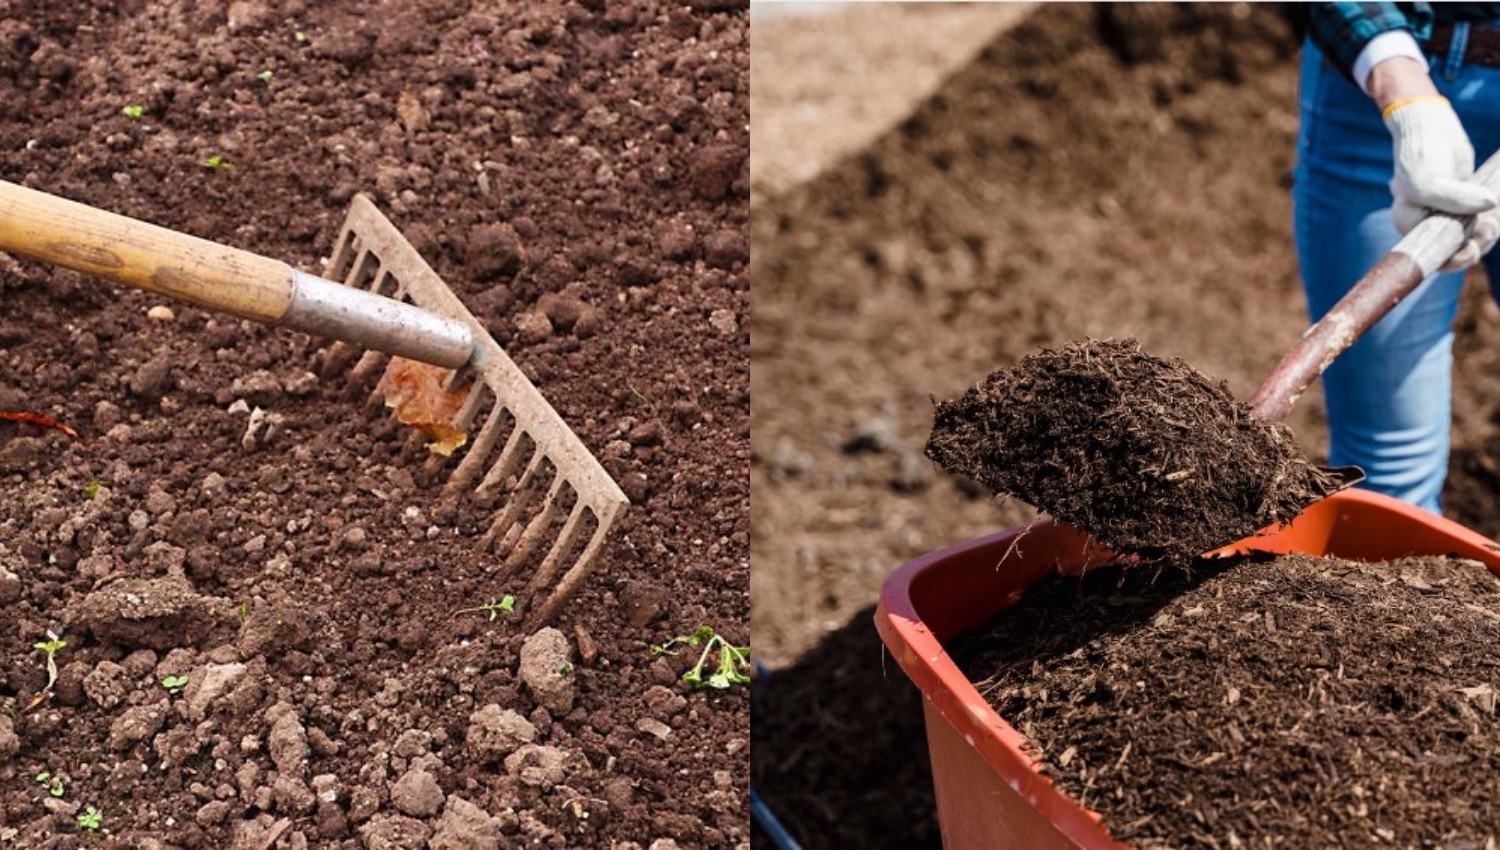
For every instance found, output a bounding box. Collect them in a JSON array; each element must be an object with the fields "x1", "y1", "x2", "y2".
[
  {"x1": 953, "y1": 553, "x2": 1500, "y2": 846},
  {"x1": 926, "y1": 339, "x2": 1344, "y2": 561}
]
